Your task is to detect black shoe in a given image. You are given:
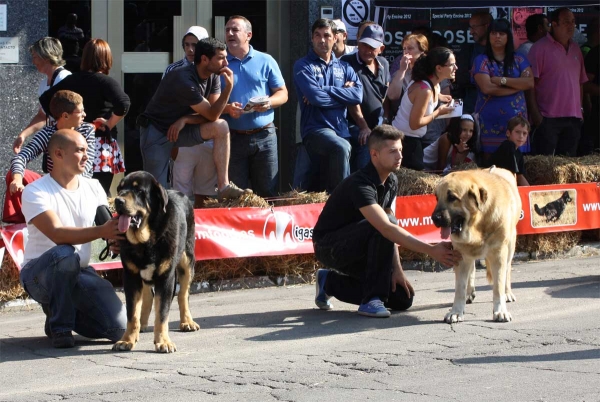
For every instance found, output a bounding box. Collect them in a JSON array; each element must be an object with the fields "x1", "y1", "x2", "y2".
[
  {"x1": 41, "y1": 304, "x2": 51, "y2": 339},
  {"x1": 52, "y1": 331, "x2": 75, "y2": 348}
]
